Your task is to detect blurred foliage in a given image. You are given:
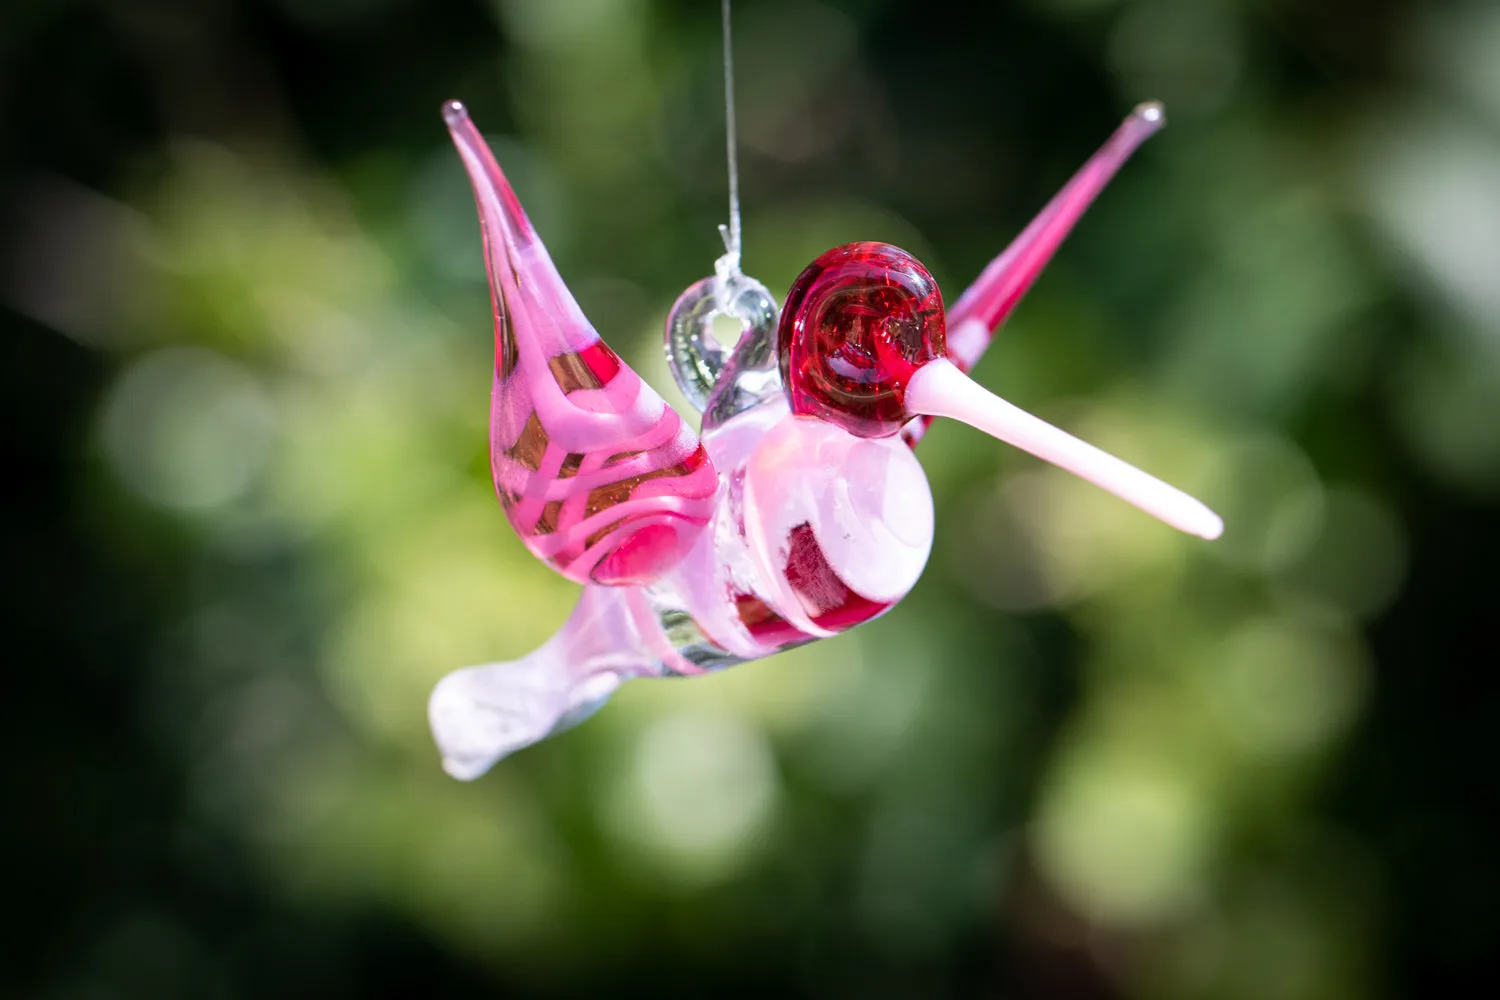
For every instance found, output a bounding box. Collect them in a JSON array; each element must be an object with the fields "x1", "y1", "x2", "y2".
[{"x1": 3, "y1": 0, "x2": 1499, "y2": 997}]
